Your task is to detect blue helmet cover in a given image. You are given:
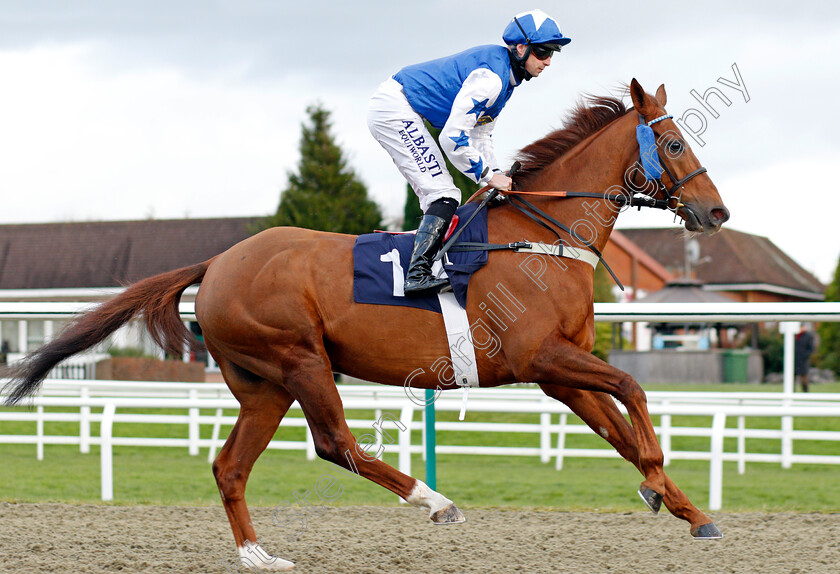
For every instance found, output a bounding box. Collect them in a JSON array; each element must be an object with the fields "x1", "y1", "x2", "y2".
[{"x1": 502, "y1": 9, "x2": 571, "y2": 47}]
